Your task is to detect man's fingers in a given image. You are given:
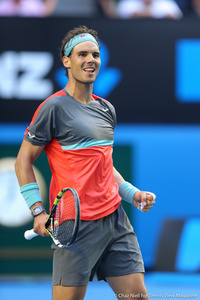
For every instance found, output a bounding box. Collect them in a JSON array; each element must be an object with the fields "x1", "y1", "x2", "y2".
[
  {"x1": 139, "y1": 191, "x2": 156, "y2": 212},
  {"x1": 146, "y1": 192, "x2": 156, "y2": 201},
  {"x1": 33, "y1": 225, "x2": 48, "y2": 237},
  {"x1": 134, "y1": 191, "x2": 156, "y2": 212},
  {"x1": 33, "y1": 213, "x2": 49, "y2": 237}
]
